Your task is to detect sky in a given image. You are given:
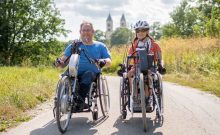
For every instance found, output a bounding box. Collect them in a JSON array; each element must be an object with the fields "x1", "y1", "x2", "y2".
[{"x1": 54, "y1": 0, "x2": 182, "y2": 41}]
